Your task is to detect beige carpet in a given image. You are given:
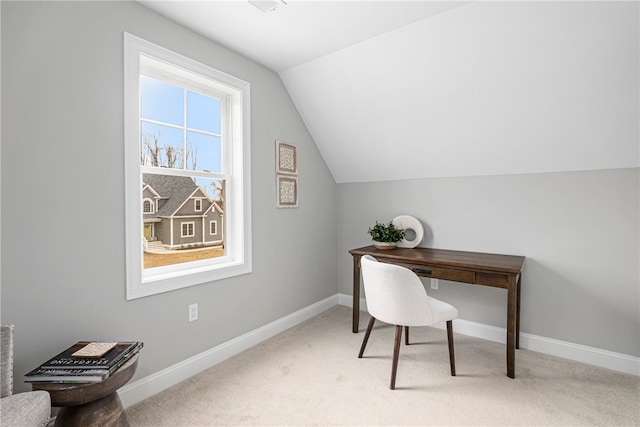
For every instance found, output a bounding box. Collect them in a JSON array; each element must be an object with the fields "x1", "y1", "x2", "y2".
[{"x1": 127, "y1": 306, "x2": 639, "y2": 426}]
